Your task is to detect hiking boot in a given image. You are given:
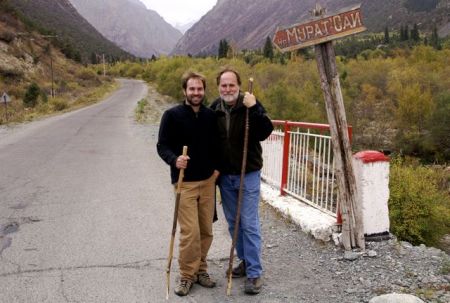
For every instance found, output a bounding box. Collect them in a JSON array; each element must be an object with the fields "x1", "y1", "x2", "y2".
[
  {"x1": 226, "y1": 260, "x2": 246, "y2": 278},
  {"x1": 244, "y1": 277, "x2": 262, "y2": 295},
  {"x1": 174, "y1": 279, "x2": 193, "y2": 296},
  {"x1": 196, "y1": 272, "x2": 216, "y2": 288}
]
